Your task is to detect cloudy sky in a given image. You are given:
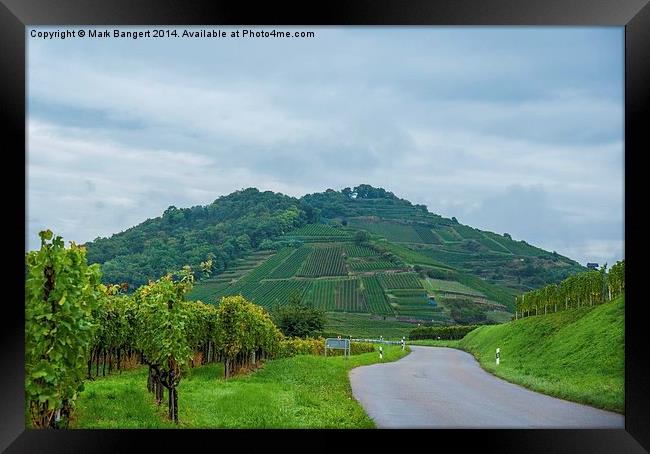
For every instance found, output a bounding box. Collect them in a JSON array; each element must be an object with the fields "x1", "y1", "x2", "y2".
[{"x1": 27, "y1": 26, "x2": 624, "y2": 266}]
